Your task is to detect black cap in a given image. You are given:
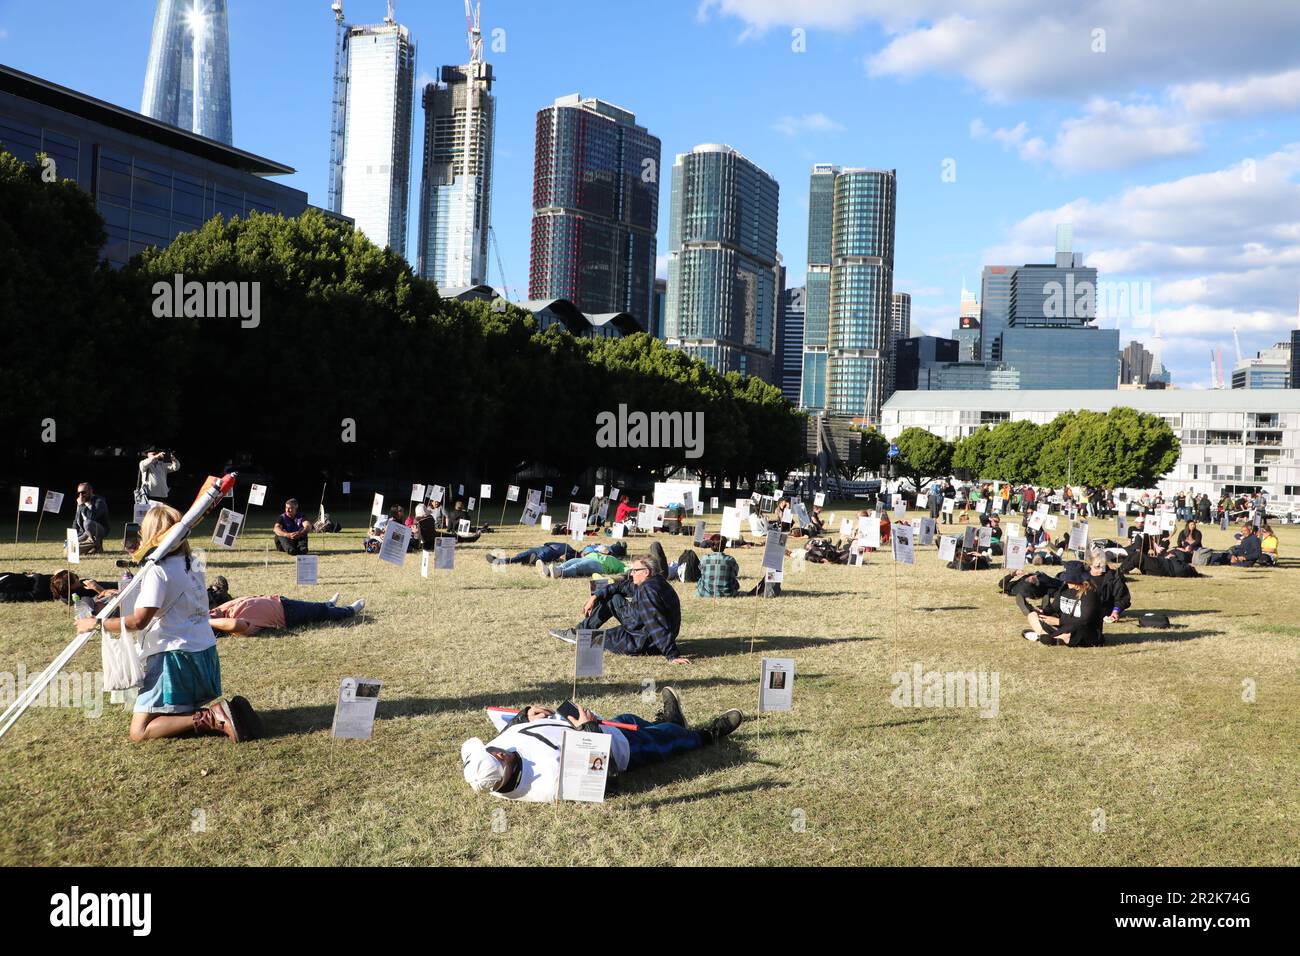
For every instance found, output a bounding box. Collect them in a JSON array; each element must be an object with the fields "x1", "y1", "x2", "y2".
[{"x1": 1059, "y1": 564, "x2": 1088, "y2": 584}]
